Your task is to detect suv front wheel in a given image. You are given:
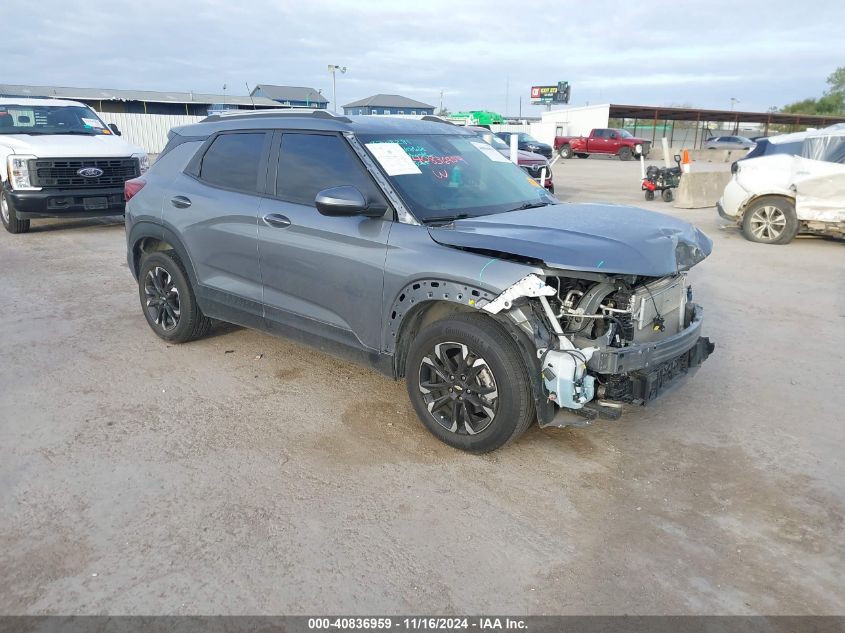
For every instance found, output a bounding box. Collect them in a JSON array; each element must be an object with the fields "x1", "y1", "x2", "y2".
[
  {"x1": 138, "y1": 251, "x2": 212, "y2": 343},
  {"x1": 741, "y1": 196, "x2": 799, "y2": 245},
  {"x1": 406, "y1": 313, "x2": 535, "y2": 453},
  {"x1": 1, "y1": 189, "x2": 31, "y2": 234}
]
